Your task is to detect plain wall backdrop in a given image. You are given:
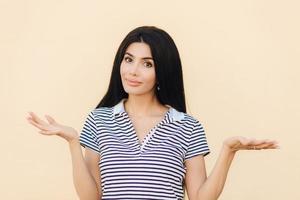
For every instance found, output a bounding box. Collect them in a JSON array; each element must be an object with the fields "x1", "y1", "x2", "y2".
[{"x1": 1, "y1": 0, "x2": 299, "y2": 199}]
